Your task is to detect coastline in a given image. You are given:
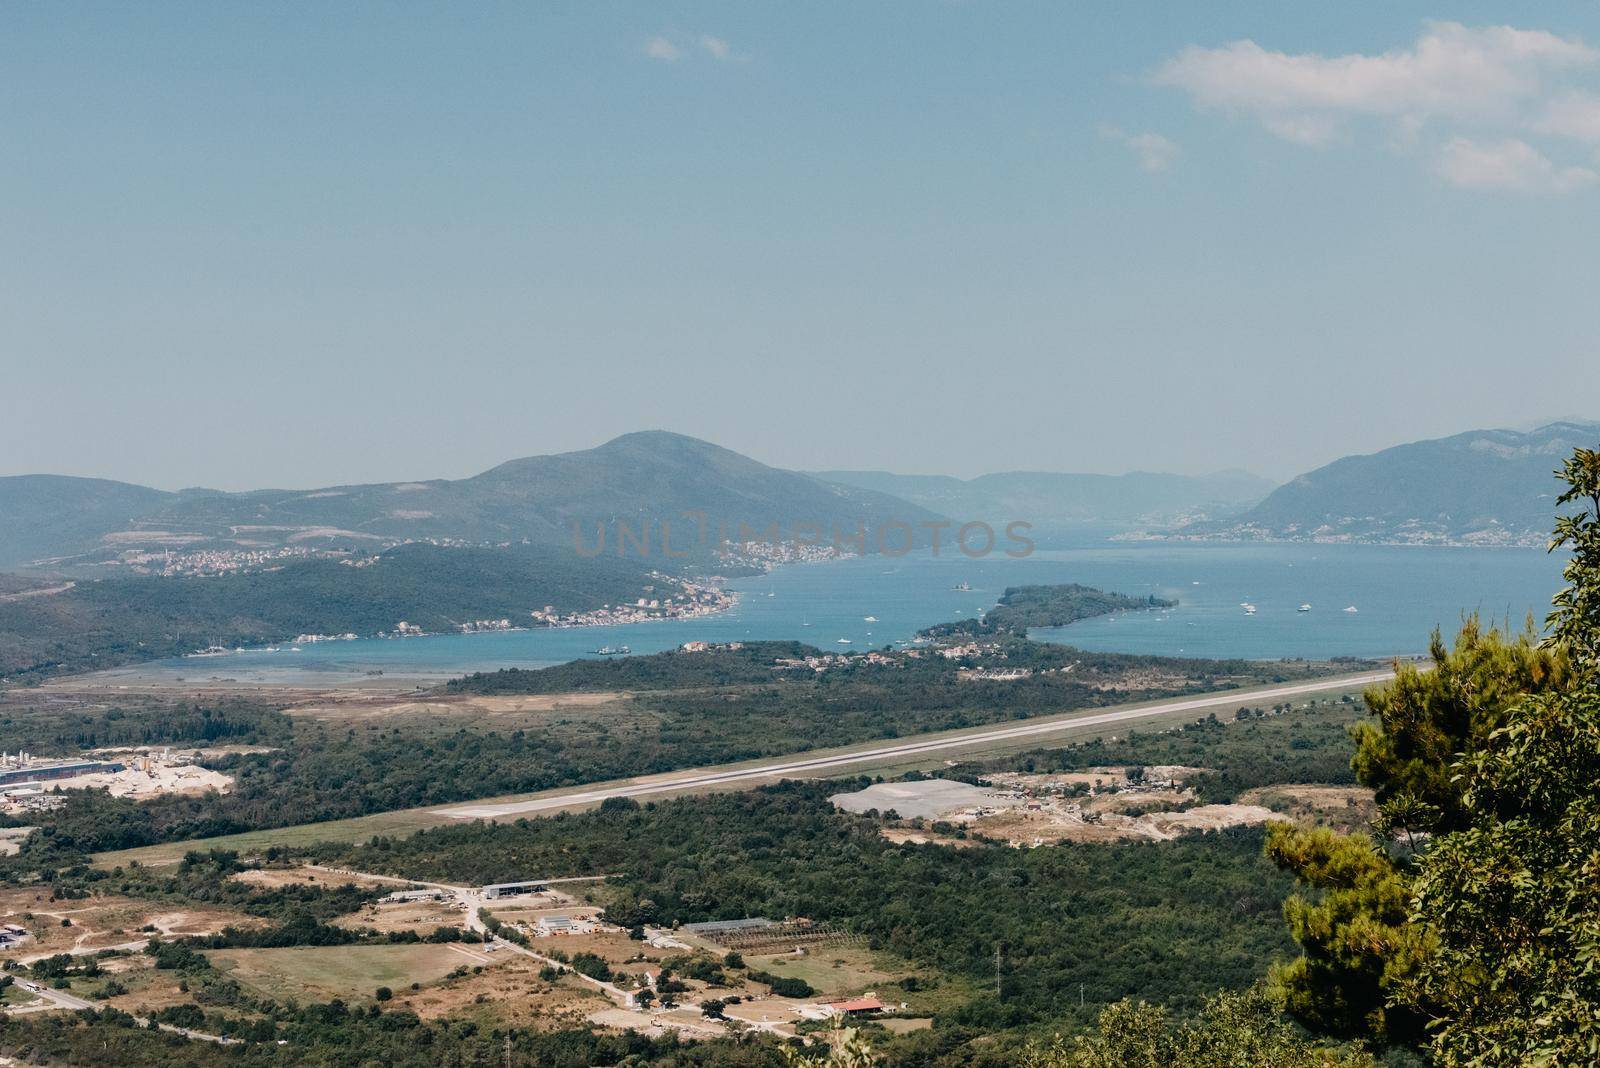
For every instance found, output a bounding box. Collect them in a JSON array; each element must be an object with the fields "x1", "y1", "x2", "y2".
[{"x1": 1119, "y1": 532, "x2": 1548, "y2": 551}]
